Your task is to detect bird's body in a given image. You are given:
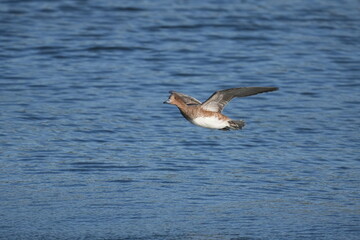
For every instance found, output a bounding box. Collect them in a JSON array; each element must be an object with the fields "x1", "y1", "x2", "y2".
[
  {"x1": 192, "y1": 116, "x2": 230, "y2": 129},
  {"x1": 164, "y1": 87, "x2": 278, "y2": 130}
]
